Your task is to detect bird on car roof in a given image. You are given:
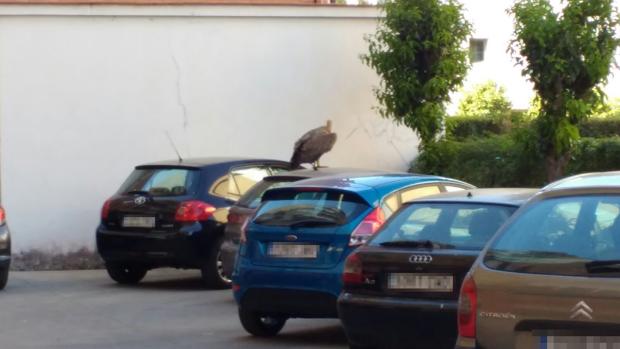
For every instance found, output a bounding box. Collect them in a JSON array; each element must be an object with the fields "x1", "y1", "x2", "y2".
[{"x1": 290, "y1": 120, "x2": 337, "y2": 170}]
